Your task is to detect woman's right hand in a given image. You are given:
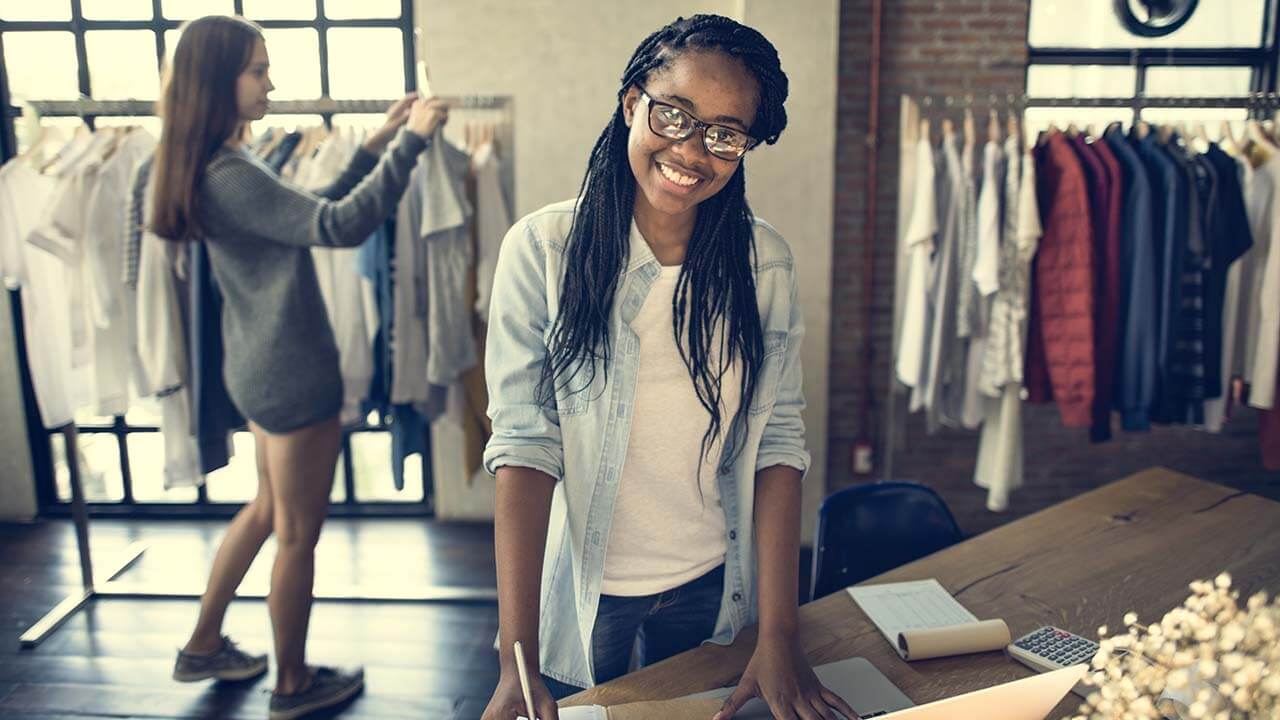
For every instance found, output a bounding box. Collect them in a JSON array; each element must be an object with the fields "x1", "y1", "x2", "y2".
[
  {"x1": 407, "y1": 97, "x2": 449, "y2": 140},
  {"x1": 481, "y1": 668, "x2": 560, "y2": 720}
]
